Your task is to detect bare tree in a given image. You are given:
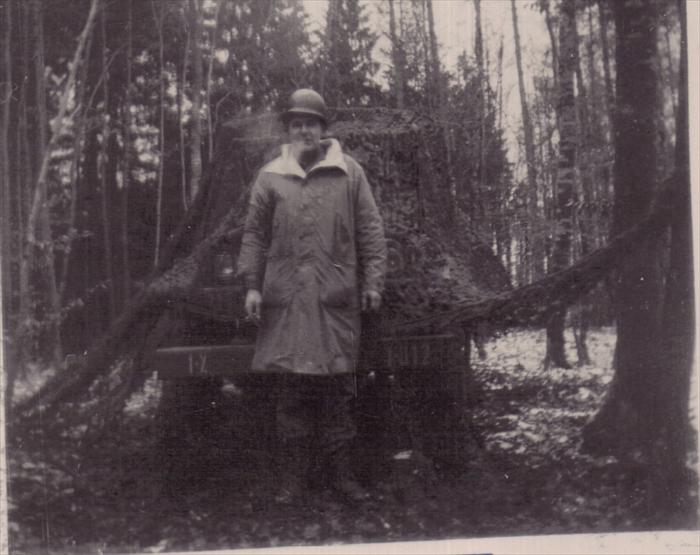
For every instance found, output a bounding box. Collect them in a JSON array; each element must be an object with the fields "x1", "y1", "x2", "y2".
[
  {"x1": 177, "y1": 6, "x2": 190, "y2": 211},
  {"x1": 473, "y1": 0, "x2": 487, "y2": 222},
  {"x1": 1, "y1": 0, "x2": 12, "y2": 309},
  {"x1": 188, "y1": 0, "x2": 203, "y2": 201},
  {"x1": 661, "y1": 11, "x2": 678, "y2": 122},
  {"x1": 596, "y1": 0, "x2": 614, "y2": 132},
  {"x1": 544, "y1": 0, "x2": 576, "y2": 370},
  {"x1": 16, "y1": 2, "x2": 32, "y2": 369},
  {"x1": 205, "y1": 0, "x2": 221, "y2": 162},
  {"x1": 585, "y1": 4, "x2": 602, "y2": 141},
  {"x1": 121, "y1": 0, "x2": 133, "y2": 300},
  {"x1": 496, "y1": 32, "x2": 504, "y2": 132},
  {"x1": 26, "y1": 0, "x2": 62, "y2": 364},
  {"x1": 584, "y1": 0, "x2": 664, "y2": 461},
  {"x1": 584, "y1": 0, "x2": 693, "y2": 515},
  {"x1": 511, "y1": 0, "x2": 543, "y2": 281},
  {"x1": 652, "y1": 0, "x2": 694, "y2": 508},
  {"x1": 12, "y1": 0, "x2": 101, "y2": 406},
  {"x1": 541, "y1": 0, "x2": 559, "y2": 96},
  {"x1": 152, "y1": 0, "x2": 165, "y2": 268},
  {"x1": 425, "y1": 0, "x2": 440, "y2": 93},
  {"x1": 58, "y1": 11, "x2": 94, "y2": 304},
  {"x1": 494, "y1": 31, "x2": 511, "y2": 271},
  {"x1": 99, "y1": 4, "x2": 116, "y2": 320},
  {"x1": 426, "y1": 0, "x2": 455, "y2": 218},
  {"x1": 388, "y1": 0, "x2": 405, "y2": 109}
]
